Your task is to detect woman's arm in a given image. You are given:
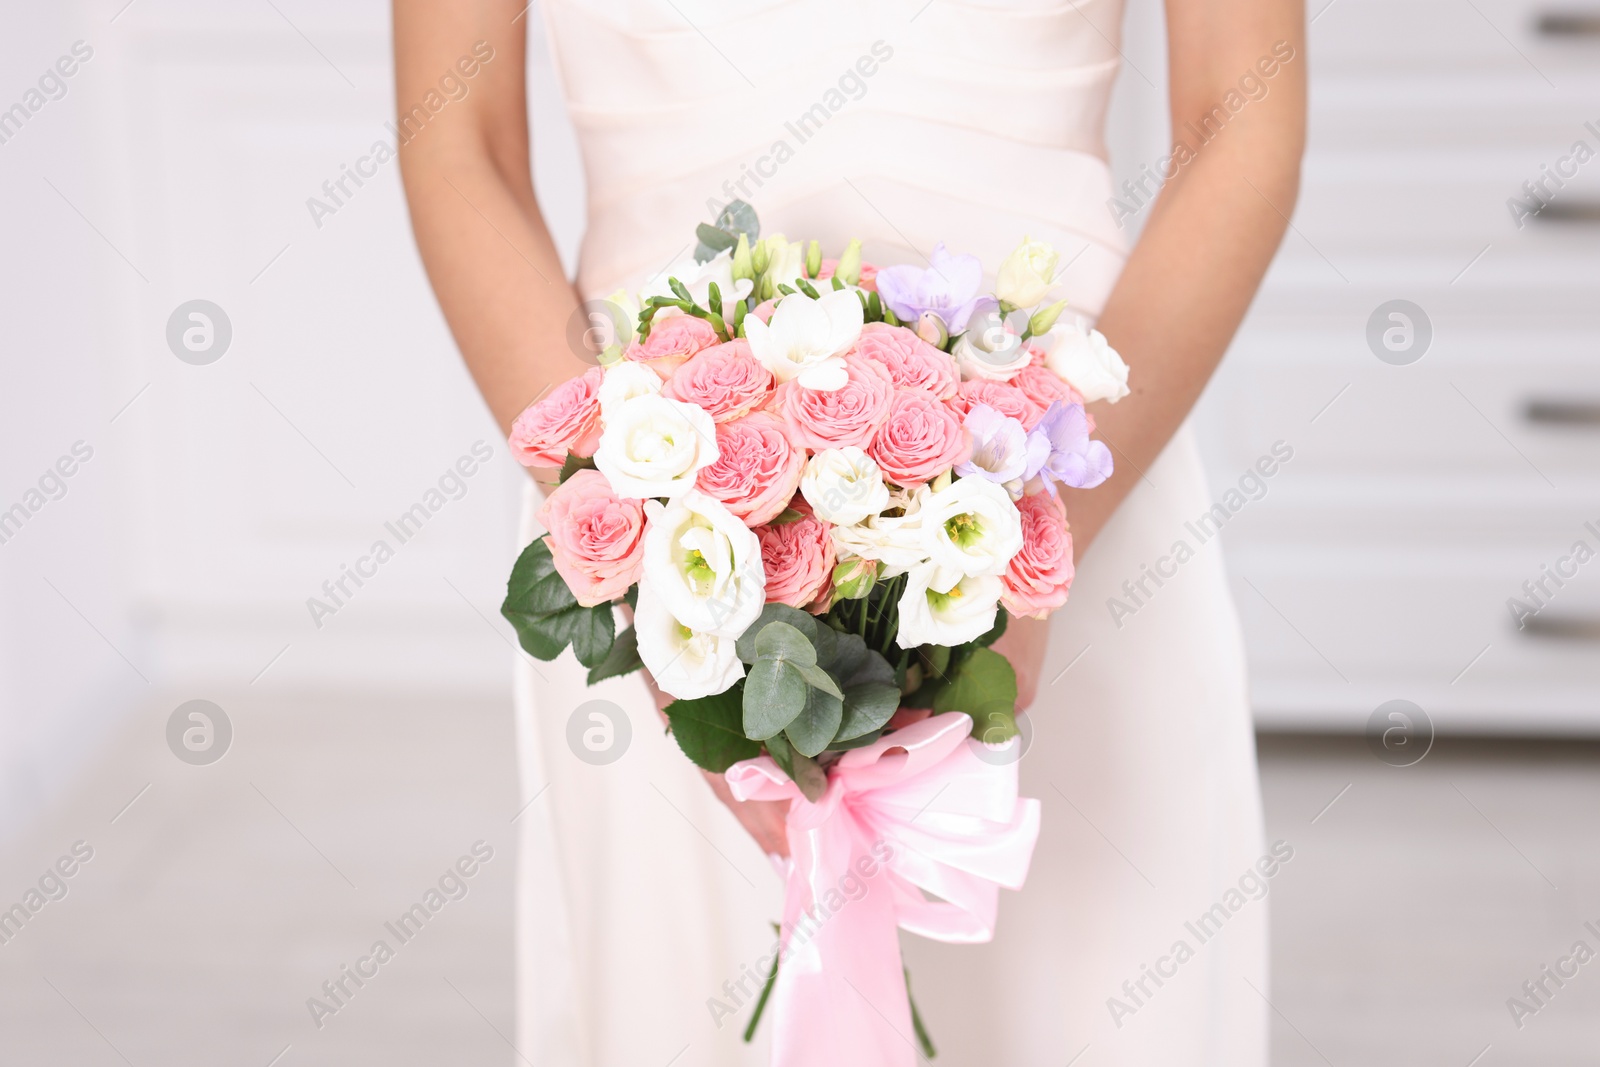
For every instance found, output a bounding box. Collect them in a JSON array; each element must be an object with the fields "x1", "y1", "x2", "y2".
[
  {"x1": 393, "y1": 0, "x2": 582, "y2": 435},
  {"x1": 394, "y1": 0, "x2": 793, "y2": 856},
  {"x1": 997, "y1": 0, "x2": 1306, "y2": 702}
]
